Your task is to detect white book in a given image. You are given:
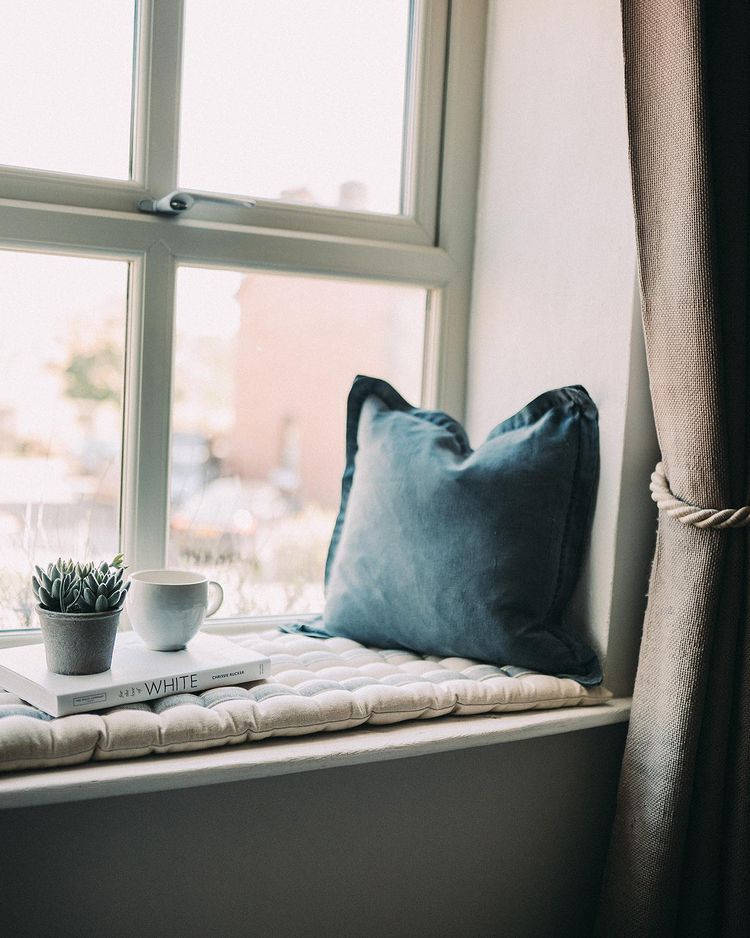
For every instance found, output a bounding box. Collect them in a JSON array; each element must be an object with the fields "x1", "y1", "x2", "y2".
[{"x1": 0, "y1": 632, "x2": 269, "y2": 717}]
